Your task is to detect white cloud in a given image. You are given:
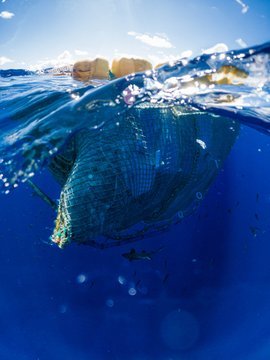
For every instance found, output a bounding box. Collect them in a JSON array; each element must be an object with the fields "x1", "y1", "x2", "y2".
[
  {"x1": 180, "y1": 49, "x2": 193, "y2": 58},
  {"x1": 147, "y1": 54, "x2": 180, "y2": 67},
  {"x1": 57, "y1": 50, "x2": 72, "y2": 62},
  {"x1": 0, "y1": 56, "x2": 13, "y2": 65},
  {"x1": 203, "y1": 43, "x2": 228, "y2": 54},
  {"x1": 2, "y1": 0, "x2": 7, "y2": 3},
  {"x1": 235, "y1": 38, "x2": 247, "y2": 48},
  {"x1": 74, "y1": 49, "x2": 88, "y2": 56},
  {"x1": 128, "y1": 31, "x2": 174, "y2": 49},
  {"x1": 148, "y1": 49, "x2": 192, "y2": 67},
  {"x1": 28, "y1": 50, "x2": 74, "y2": 71},
  {"x1": 235, "y1": 0, "x2": 249, "y2": 14},
  {"x1": 0, "y1": 11, "x2": 14, "y2": 19}
]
